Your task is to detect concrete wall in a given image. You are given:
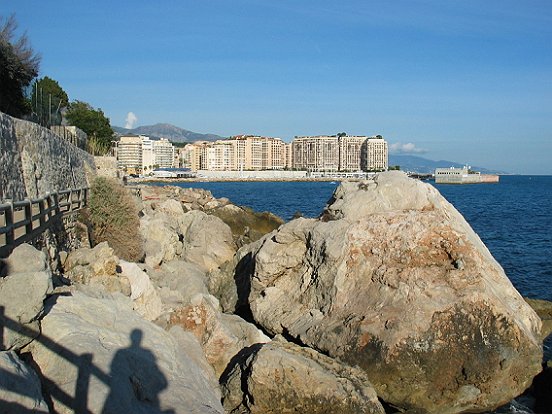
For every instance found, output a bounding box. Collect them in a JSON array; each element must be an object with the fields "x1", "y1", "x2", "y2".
[{"x1": 0, "y1": 112, "x2": 96, "y2": 202}]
